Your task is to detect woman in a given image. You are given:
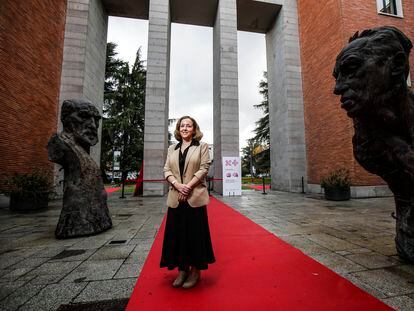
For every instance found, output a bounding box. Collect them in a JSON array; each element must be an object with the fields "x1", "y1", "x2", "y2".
[{"x1": 160, "y1": 116, "x2": 215, "y2": 289}]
